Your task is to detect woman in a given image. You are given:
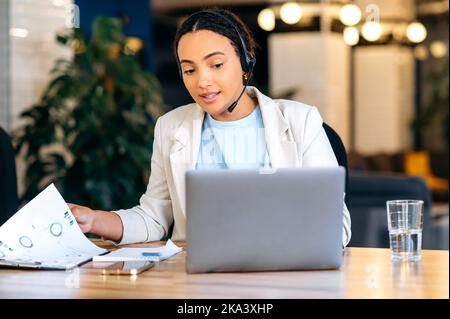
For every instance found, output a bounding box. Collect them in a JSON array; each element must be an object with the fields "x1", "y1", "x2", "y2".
[{"x1": 70, "y1": 8, "x2": 352, "y2": 246}]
